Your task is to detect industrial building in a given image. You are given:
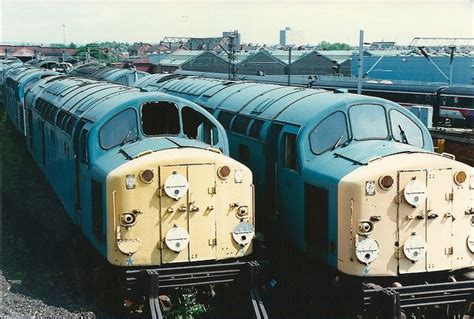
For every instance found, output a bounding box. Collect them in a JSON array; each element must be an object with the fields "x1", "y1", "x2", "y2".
[
  {"x1": 354, "y1": 54, "x2": 473, "y2": 84},
  {"x1": 279, "y1": 27, "x2": 305, "y2": 46}
]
